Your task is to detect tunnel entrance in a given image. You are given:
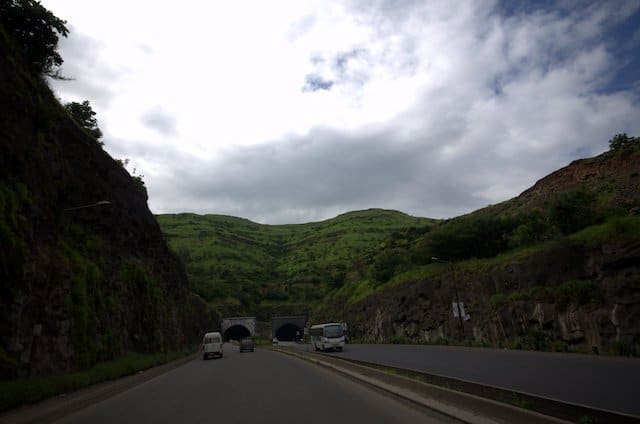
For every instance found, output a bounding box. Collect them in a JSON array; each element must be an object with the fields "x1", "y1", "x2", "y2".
[
  {"x1": 275, "y1": 323, "x2": 302, "y2": 341},
  {"x1": 223, "y1": 325, "x2": 251, "y2": 342}
]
